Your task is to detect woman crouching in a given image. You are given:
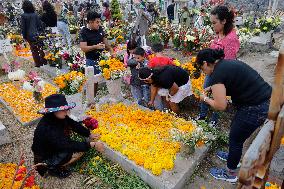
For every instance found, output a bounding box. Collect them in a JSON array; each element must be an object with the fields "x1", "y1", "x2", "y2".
[
  {"x1": 138, "y1": 66, "x2": 192, "y2": 113},
  {"x1": 32, "y1": 94, "x2": 104, "y2": 178}
]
